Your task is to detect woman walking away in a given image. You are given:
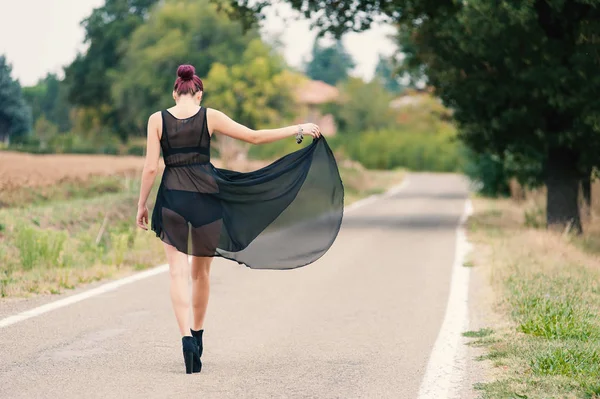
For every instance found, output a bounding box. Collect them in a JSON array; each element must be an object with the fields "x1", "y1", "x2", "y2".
[{"x1": 136, "y1": 64, "x2": 343, "y2": 374}]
